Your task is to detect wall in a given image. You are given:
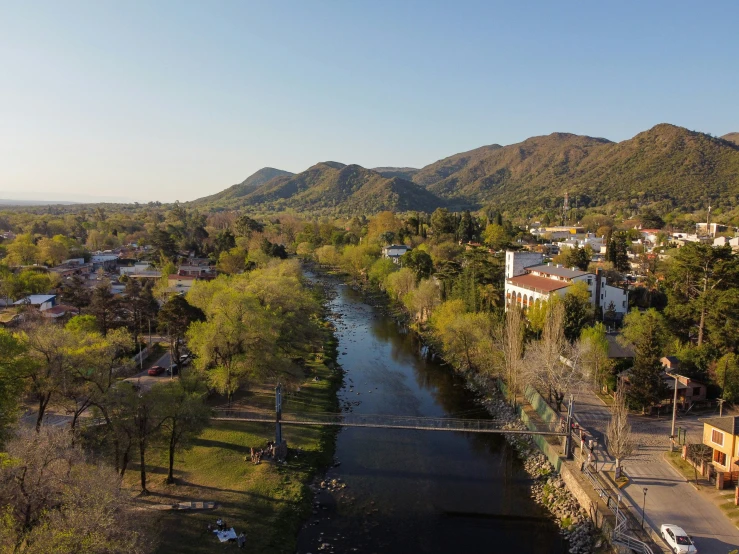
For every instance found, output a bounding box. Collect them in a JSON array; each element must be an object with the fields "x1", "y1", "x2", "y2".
[{"x1": 505, "y1": 250, "x2": 544, "y2": 279}]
